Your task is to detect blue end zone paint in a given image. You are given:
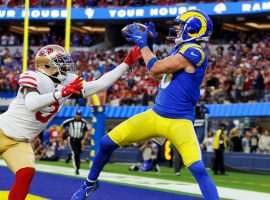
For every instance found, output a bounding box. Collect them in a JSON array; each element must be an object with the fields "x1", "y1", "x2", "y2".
[{"x1": 0, "y1": 167, "x2": 202, "y2": 200}]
